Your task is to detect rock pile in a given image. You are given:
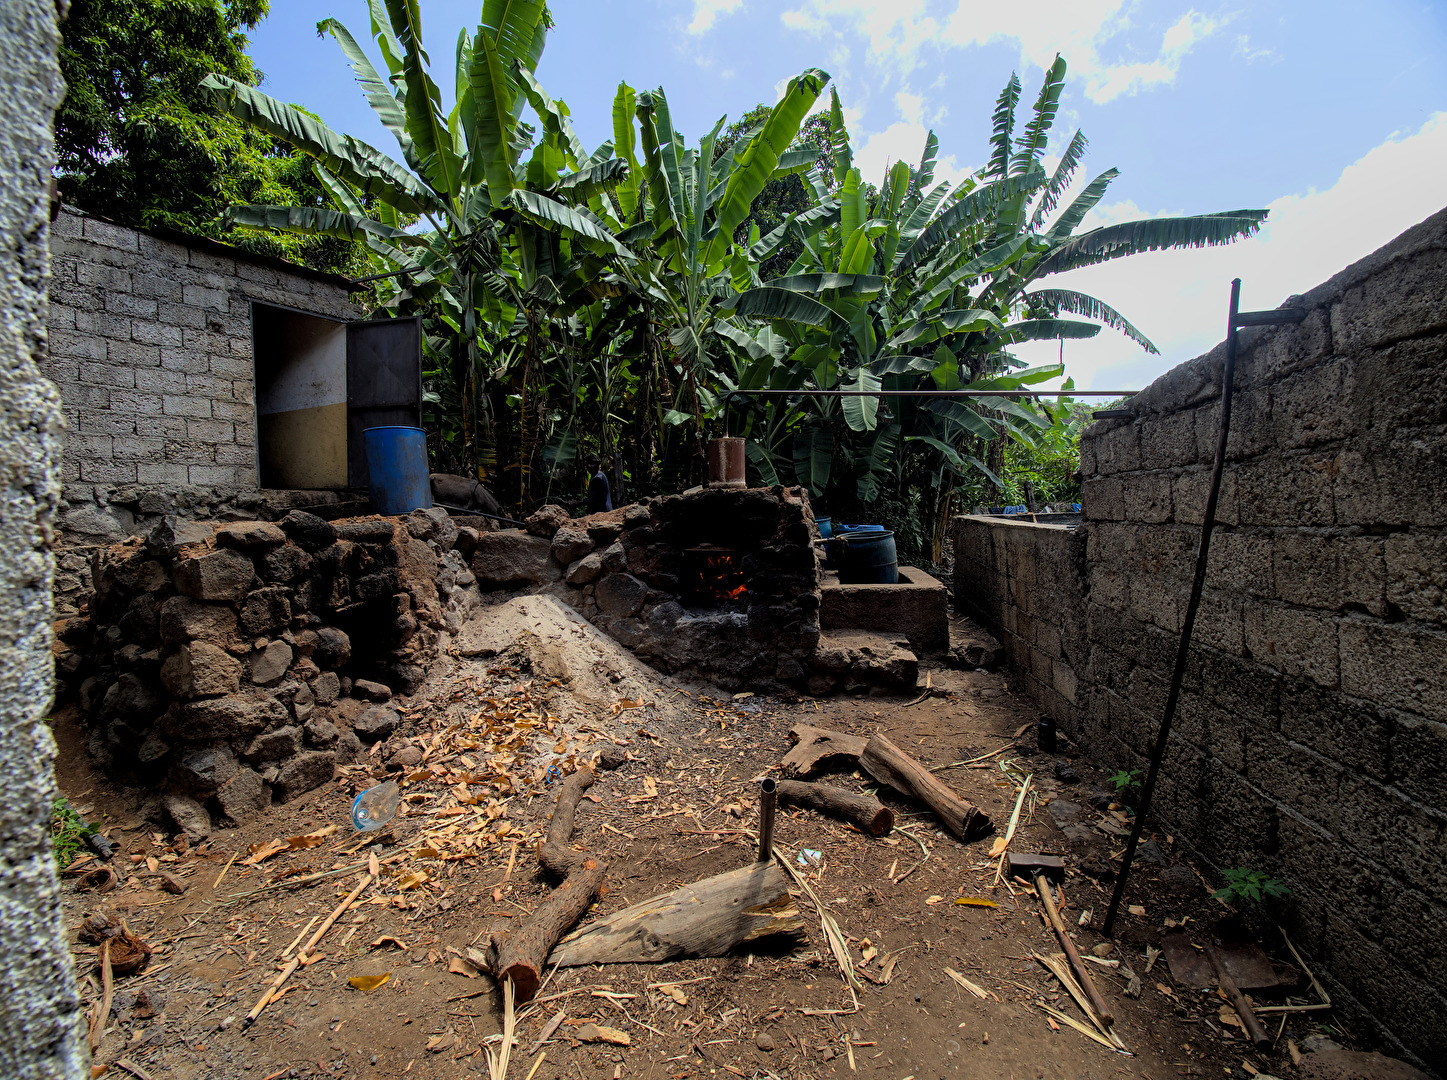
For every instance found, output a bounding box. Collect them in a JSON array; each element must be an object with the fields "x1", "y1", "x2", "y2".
[
  {"x1": 54, "y1": 507, "x2": 481, "y2": 838},
  {"x1": 469, "y1": 487, "x2": 823, "y2": 692}
]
